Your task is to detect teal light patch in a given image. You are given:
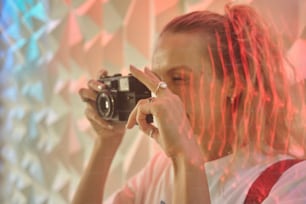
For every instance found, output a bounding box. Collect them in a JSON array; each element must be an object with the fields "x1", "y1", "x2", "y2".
[
  {"x1": 30, "y1": 3, "x2": 49, "y2": 22},
  {"x1": 22, "y1": 2, "x2": 49, "y2": 30},
  {"x1": 14, "y1": 0, "x2": 28, "y2": 13},
  {"x1": 21, "y1": 82, "x2": 45, "y2": 103},
  {"x1": 6, "y1": 21, "x2": 22, "y2": 41},
  {"x1": 26, "y1": 37, "x2": 40, "y2": 62}
]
